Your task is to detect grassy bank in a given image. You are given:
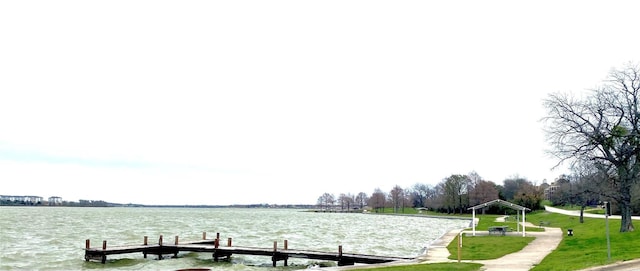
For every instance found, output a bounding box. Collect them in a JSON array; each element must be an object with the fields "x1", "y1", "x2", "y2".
[
  {"x1": 527, "y1": 211, "x2": 640, "y2": 271},
  {"x1": 446, "y1": 234, "x2": 535, "y2": 260}
]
